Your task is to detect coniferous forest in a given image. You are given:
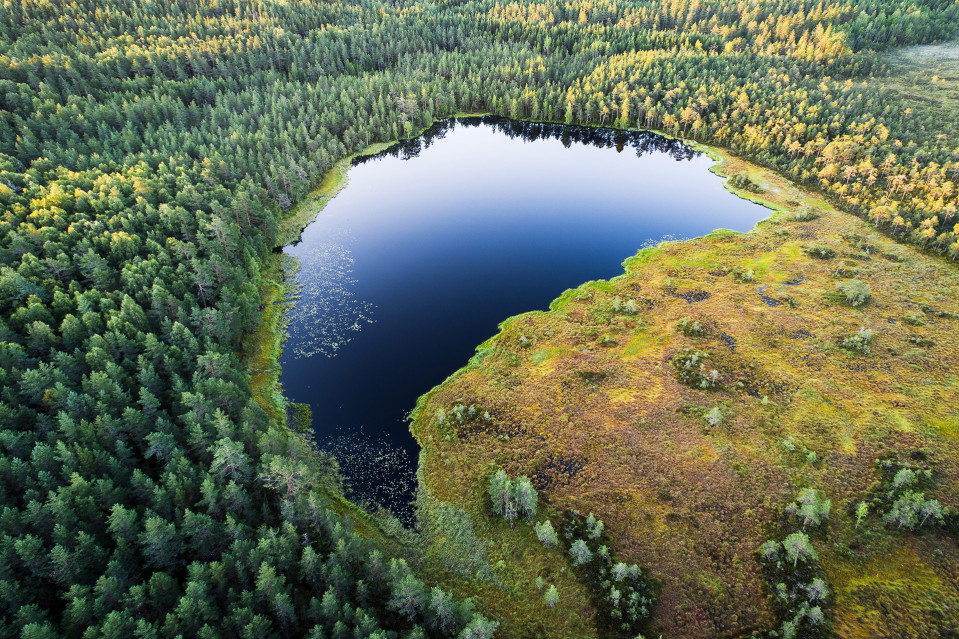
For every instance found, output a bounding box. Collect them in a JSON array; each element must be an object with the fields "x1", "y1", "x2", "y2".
[{"x1": 2, "y1": 0, "x2": 959, "y2": 637}]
